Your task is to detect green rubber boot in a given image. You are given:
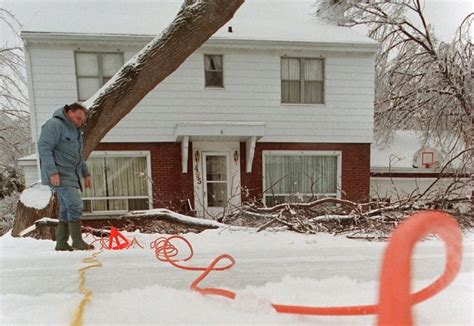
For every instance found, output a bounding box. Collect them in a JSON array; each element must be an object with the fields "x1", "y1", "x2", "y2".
[
  {"x1": 69, "y1": 221, "x2": 94, "y2": 250},
  {"x1": 55, "y1": 221, "x2": 73, "y2": 251}
]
